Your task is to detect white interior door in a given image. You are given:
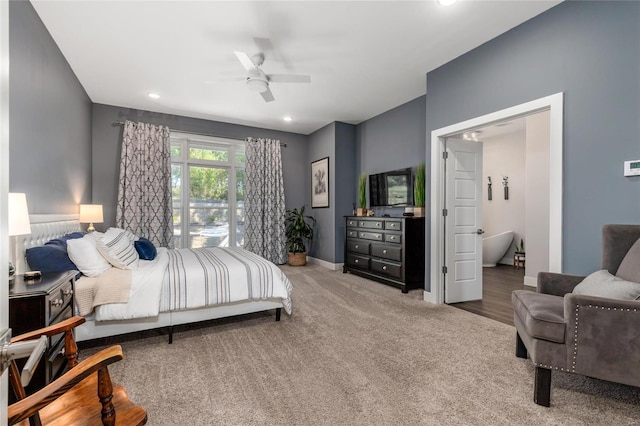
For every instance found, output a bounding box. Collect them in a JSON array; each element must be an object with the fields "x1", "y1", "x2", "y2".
[
  {"x1": 1, "y1": 0, "x2": 9, "y2": 418},
  {"x1": 445, "y1": 139, "x2": 483, "y2": 303}
]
